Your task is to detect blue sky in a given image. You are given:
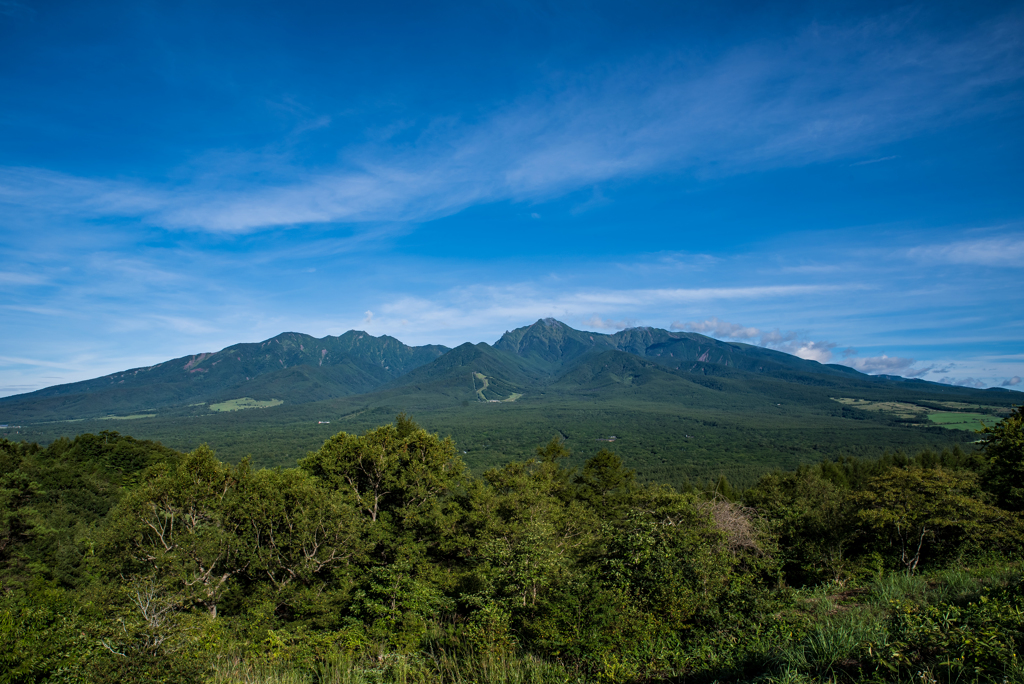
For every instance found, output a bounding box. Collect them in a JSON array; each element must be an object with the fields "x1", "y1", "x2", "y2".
[{"x1": 1, "y1": 0, "x2": 1022, "y2": 397}]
